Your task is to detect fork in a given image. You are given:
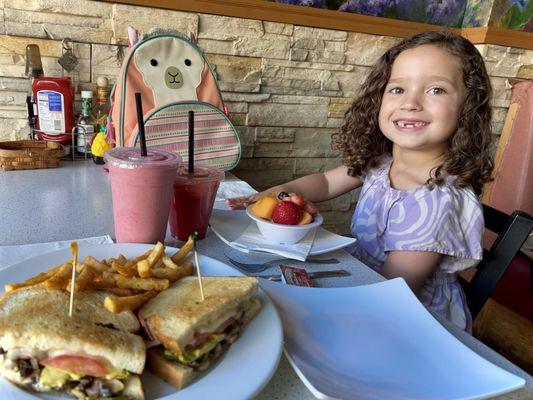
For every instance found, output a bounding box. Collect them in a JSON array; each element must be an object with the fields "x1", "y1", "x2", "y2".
[{"x1": 226, "y1": 256, "x2": 340, "y2": 273}]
